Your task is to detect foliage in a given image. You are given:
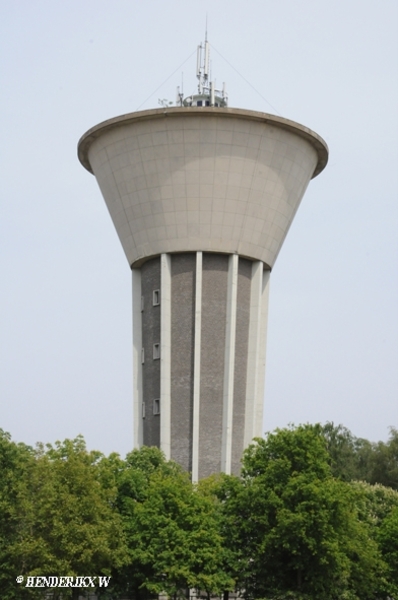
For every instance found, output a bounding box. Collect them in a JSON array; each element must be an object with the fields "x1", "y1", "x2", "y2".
[
  {"x1": 321, "y1": 423, "x2": 398, "y2": 489},
  {"x1": 233, "y1": 425, "x2": 389, "y2": 599},
  {"x1": 350, "y1": 480, "x2": 398, "y2": 526},
  {"x1": 198, "y1": 473, "x2": 245, "y2": 593},
  {"x1": 378, "y1": 506, "x2": 398, "y2": 597},
  {"x1": 113, "y1": 447, "x2": 234, "y2": 599},
  {"x1": 0, "y1": 433, "x2": 128, "y2": 599},
  {"x1": 348, "y1": 481, "x2": 398, "y2": 599},
  {"x1": 1, "y1": 424, "x2": 397, "y2": 599},
  {"x1": 371, "y1": 428, "x2": 398, "y2": 489},
  {"x1": 0, "y1": 429, "x2": 35, "y2": 599}
]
